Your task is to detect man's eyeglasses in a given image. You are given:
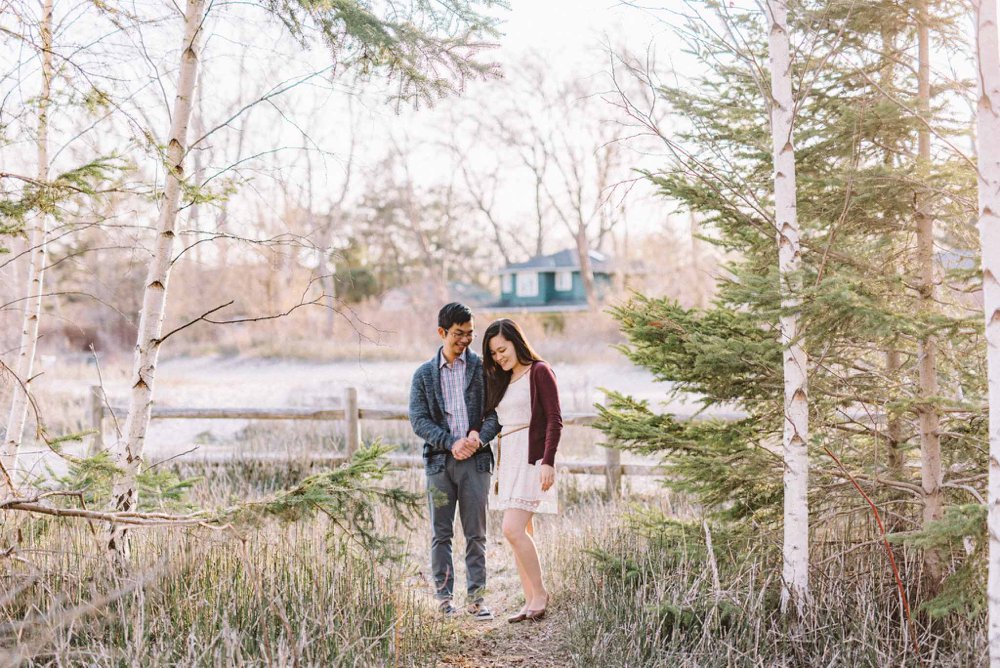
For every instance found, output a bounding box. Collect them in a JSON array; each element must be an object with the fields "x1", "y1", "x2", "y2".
[{"x1": 447, "y1": 328, "x2": 476, "y2": 341}]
